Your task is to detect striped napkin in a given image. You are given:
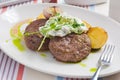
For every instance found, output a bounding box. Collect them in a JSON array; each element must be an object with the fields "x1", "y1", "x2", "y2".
[{"x1": 0, "y1": 0, "x2": 110, "y2": 80}]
